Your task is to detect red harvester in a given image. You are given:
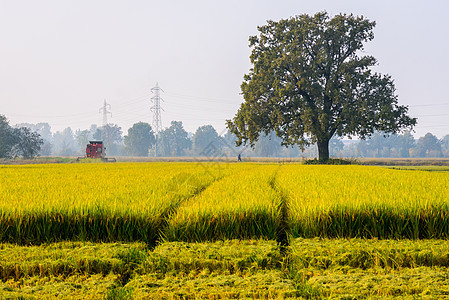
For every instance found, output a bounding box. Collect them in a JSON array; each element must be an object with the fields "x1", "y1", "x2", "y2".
[{"x1": 78, "y1": 141, "x2": 116, "y2": 162}]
